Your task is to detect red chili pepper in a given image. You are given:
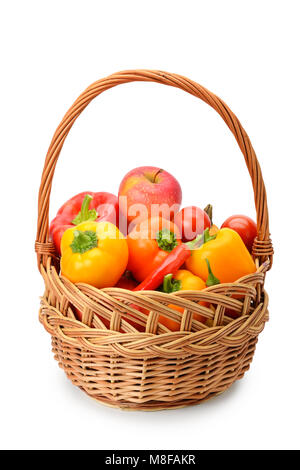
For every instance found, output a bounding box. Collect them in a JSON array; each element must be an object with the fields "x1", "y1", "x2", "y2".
[
  {"x1": 134, "y1": 233, "x2": 205, "y2": 291},
  {"x1": 50, "y1": 192, "x2": 119, "y2": 255}
]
